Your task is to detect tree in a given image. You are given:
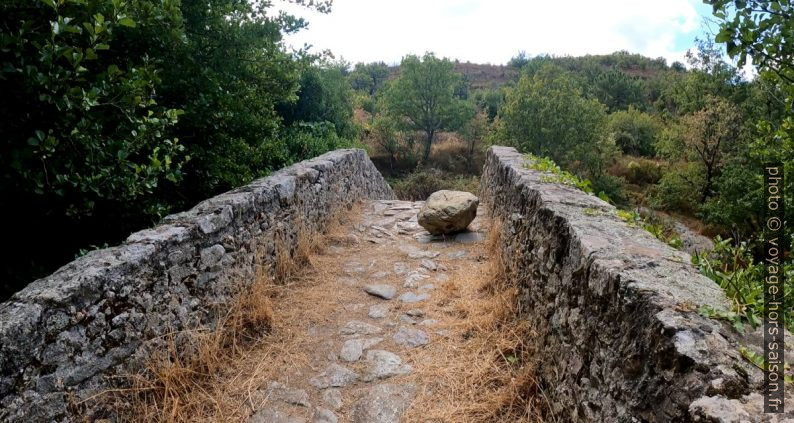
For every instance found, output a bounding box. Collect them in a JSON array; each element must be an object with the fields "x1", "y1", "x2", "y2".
[
  {"x1": 0, "y1": 0, "x2": 339, "y2": 298},
  {"x1": 460, "y1": 111, "x2": 489, "y2": 172},
  {"x1": 280, "y1": 63, "x2": 358, "y2": 140},
  {"x1": 381, "y1": 53, "x2": 471, "y2": 161},
  {"x1": 349, "y1": 62, "x2": 390, "y2": 96},
  {"x1": 371, "y1": 116, "x2": 402, "y2": 170},
  {"x1": 680, "y1": 96, "x2": 742, "y2": 202},
  {"x1": 706, "y1": 0, "x2": 794, "y2": 84},
  {"x1": 705, "y1": 0, "x2": 794, "y2": 240},
  {"x1": 155, "y1": 0, "x2": 306, "y2": 196},
  {"x1": 493, "y1": 64, "x2": 615, "y2": 176},
  {"x1": 608, "y1": 107, "x2": 661, "y2": 156},
  {"x1": 592, "y1": 69, "x2": 644, "y2": 111}
]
